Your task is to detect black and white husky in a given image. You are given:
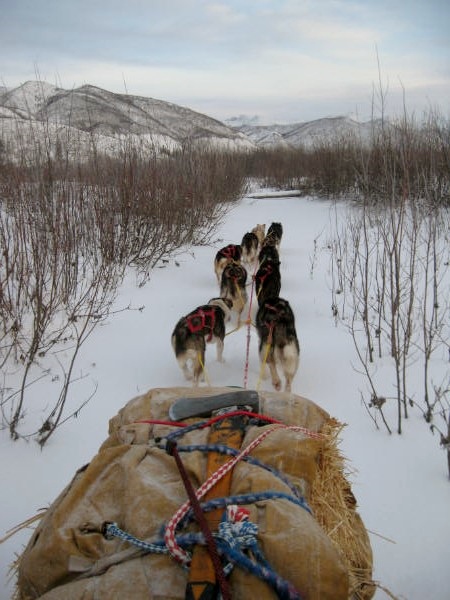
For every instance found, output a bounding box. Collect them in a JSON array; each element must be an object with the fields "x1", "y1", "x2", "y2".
[
  {"x1": 214, "y1": 244, "x2": 242, "y2": 284},
  {"x1": 171, "y1": 298, "x2": 232, "y2": 385},
  {"x1": 255, "y1": 297, "x2": 299, "y2": 392},
  {"x1": 265, "y1": 222, "x2": 283, "y2": 250},
  {"x1": 241, "y1": 231, "x2": 259, "y2": 267},
  {"x1": 220, "y1": 263, "x2": 248, "y2": 326}
]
